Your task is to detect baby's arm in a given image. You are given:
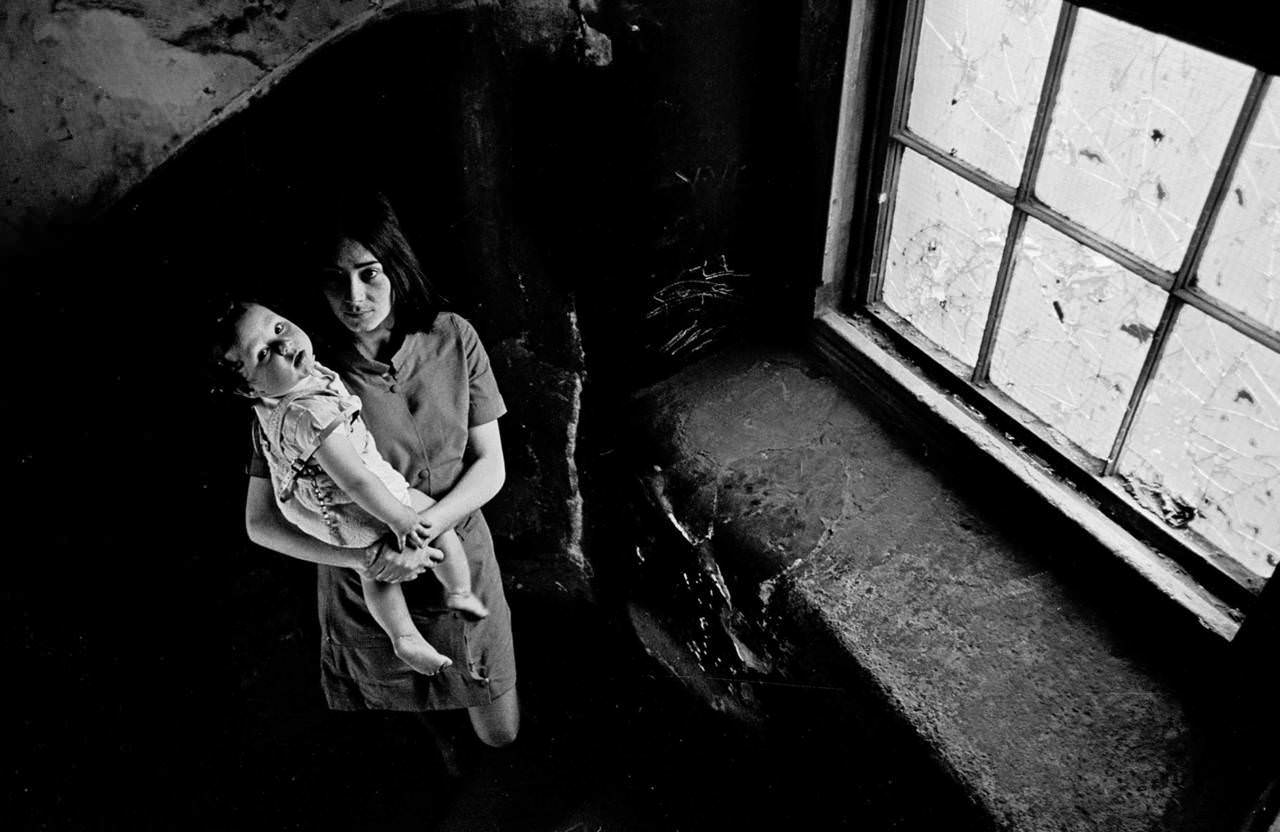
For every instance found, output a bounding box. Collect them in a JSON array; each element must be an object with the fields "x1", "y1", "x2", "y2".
[{"x1": 312, "y1": 431, "x2": 429, "y2": 551}]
